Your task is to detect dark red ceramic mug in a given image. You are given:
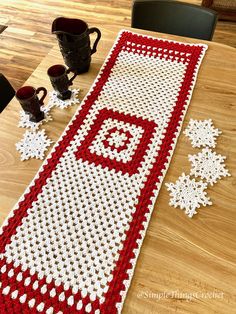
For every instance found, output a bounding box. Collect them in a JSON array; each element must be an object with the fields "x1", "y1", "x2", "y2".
[
  {"x1": 16, "y1": 86, "x2": 47, "y2": 122},
  {"x1": 48, "y1": 64, "x2": 77, "y2": 100}
]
